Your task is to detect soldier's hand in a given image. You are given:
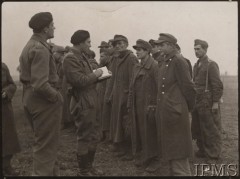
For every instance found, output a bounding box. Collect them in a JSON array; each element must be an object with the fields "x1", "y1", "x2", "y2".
[
  {"x1": 212, "y1": 102, "x2": 219, "y2": 113},
  {"x1": 2, "y1": 91, "x2": 7, "y2": 99},
  {"x1": 94, "y1": 69, "x2": 103, "y2": 77}
]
